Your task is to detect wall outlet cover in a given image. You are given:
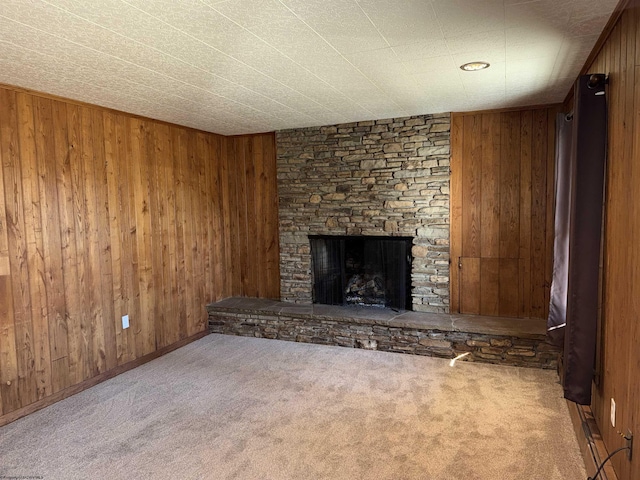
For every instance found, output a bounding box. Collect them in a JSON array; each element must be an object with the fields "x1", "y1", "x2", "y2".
[
  {"x1": 122, "y1": 315, "x2": 129, "y2": 329},
  {"x1": 610, "y1": 398, "x2": 616, "y2": 428}
]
